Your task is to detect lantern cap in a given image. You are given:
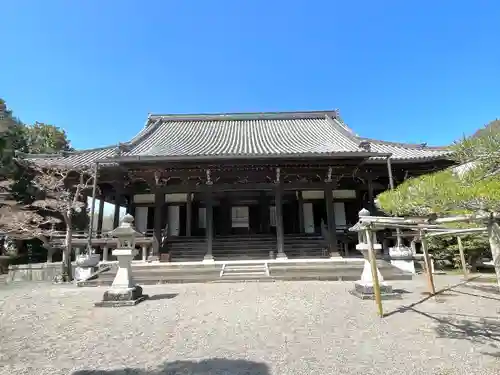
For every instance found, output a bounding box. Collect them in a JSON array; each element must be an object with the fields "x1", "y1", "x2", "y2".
[
  {"x1": 359, "y1": 208, "x2": 371, "y2": 217},
  {"x1": 111, "y1": 214, "x2": 142, "y2": 238}
]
